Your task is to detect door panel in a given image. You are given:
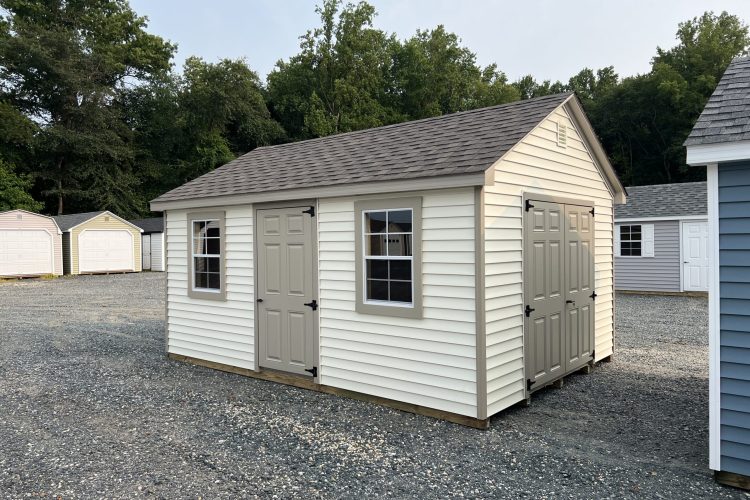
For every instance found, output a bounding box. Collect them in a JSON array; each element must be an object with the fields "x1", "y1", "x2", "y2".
[
  {"x1": 142, "y1": 234, "x2": 151, "y2": 270},
  {"x1": 525, "y1": 200, "x2": 595, "y2": 391},
  {"x1": 524, "y1": 201, "x2": 566, "y2": 388},
  {"x1": 0, "y1": 230, "x2": 53, "y2": 276},
  {"x1": 257, "y1": 206, "x2": 315, "y2": 376},
  {"x1": 682, "y1": 221, "x2": 709, "y2": 292},
  {"x1": 79, "y1": 230, "x2": 133, "y2": 272},
  {"x1": 564, "y1": 205, "x2": 595, "y2": 372}
]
